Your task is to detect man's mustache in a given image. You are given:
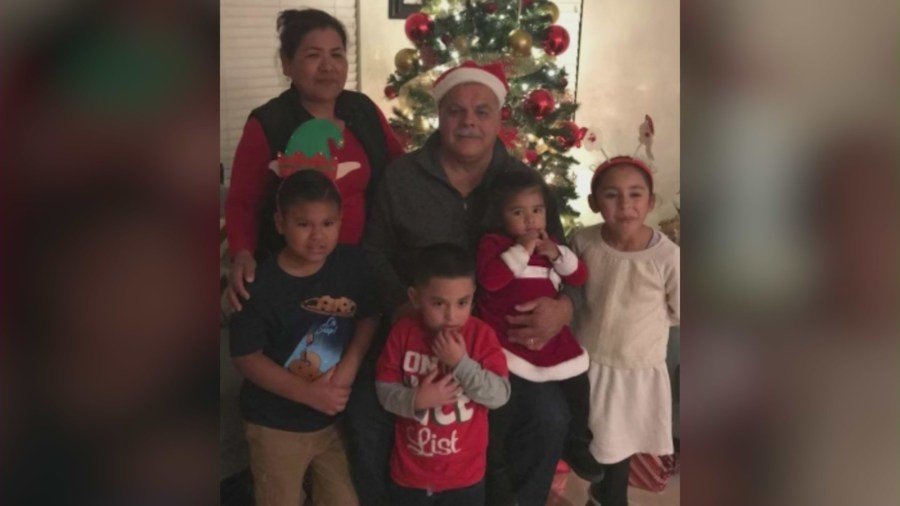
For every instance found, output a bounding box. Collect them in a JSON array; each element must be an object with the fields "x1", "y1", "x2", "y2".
[{"x1": 455, "y1": 128, "x2": 483, "y2": 138}]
